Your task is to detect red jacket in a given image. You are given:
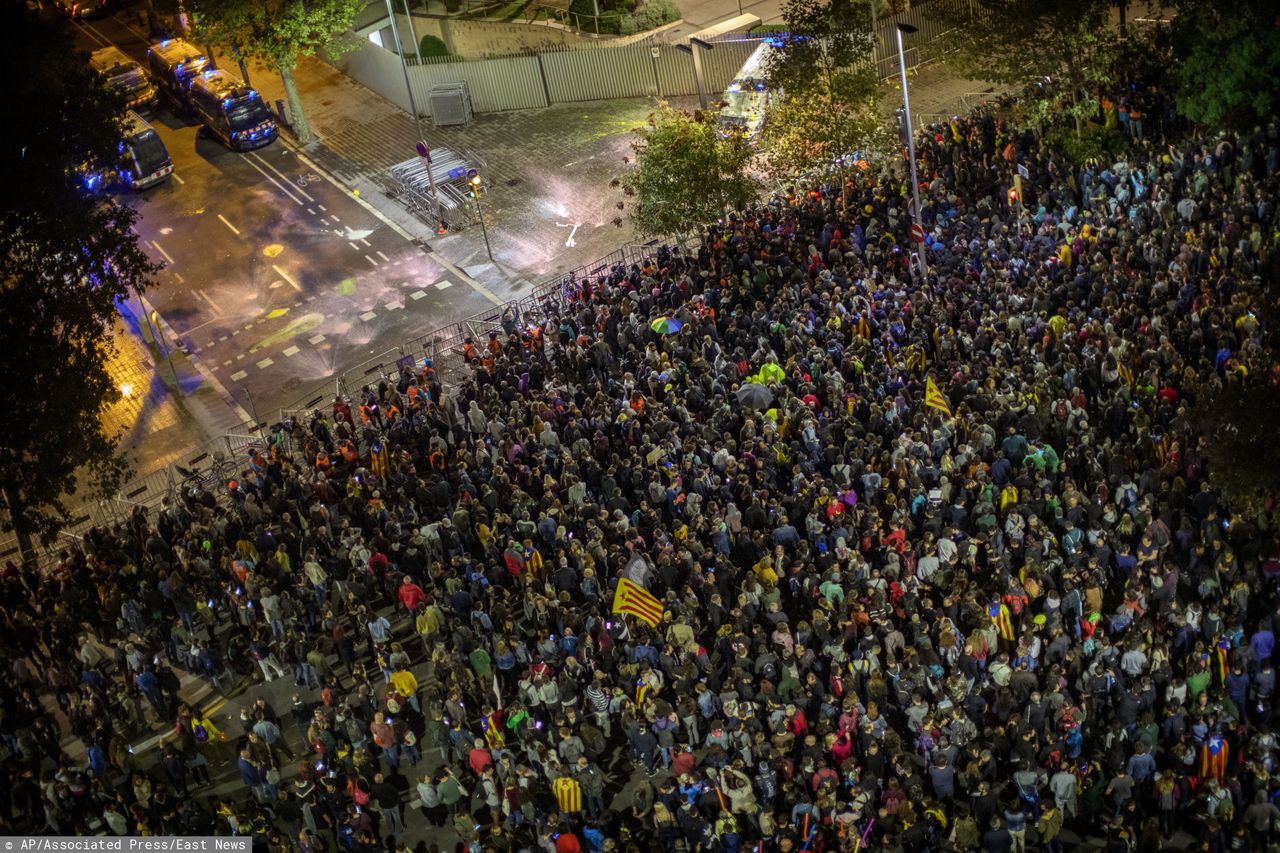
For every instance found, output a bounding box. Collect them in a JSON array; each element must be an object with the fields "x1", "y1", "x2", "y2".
[{"x1": 398, "y1": 582, "x2": 426, "y2": 612}]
